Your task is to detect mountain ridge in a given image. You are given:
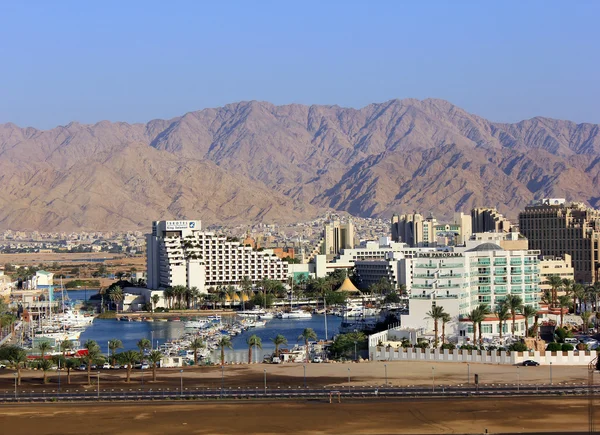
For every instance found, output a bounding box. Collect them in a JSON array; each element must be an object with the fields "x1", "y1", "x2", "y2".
[{"x1": 1, "y1": 98, "x2": 599, "y2": 231}]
